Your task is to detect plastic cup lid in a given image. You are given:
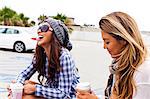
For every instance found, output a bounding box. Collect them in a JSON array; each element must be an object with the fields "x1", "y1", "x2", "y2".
[
  {"x1": 76, "y1": 82, "x2": 91, "y2": 90},
  {"x1": 10, "y1": 83, "x2": 24, "y2": 90}
]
